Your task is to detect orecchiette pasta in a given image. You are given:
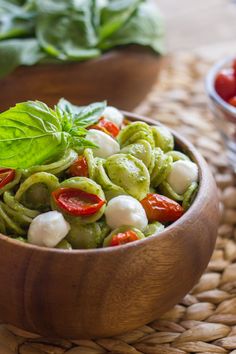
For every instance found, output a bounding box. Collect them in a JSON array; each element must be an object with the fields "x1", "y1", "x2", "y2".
[{"x1": 105, "y1": 154, "x2": 150, "y2": 201}]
